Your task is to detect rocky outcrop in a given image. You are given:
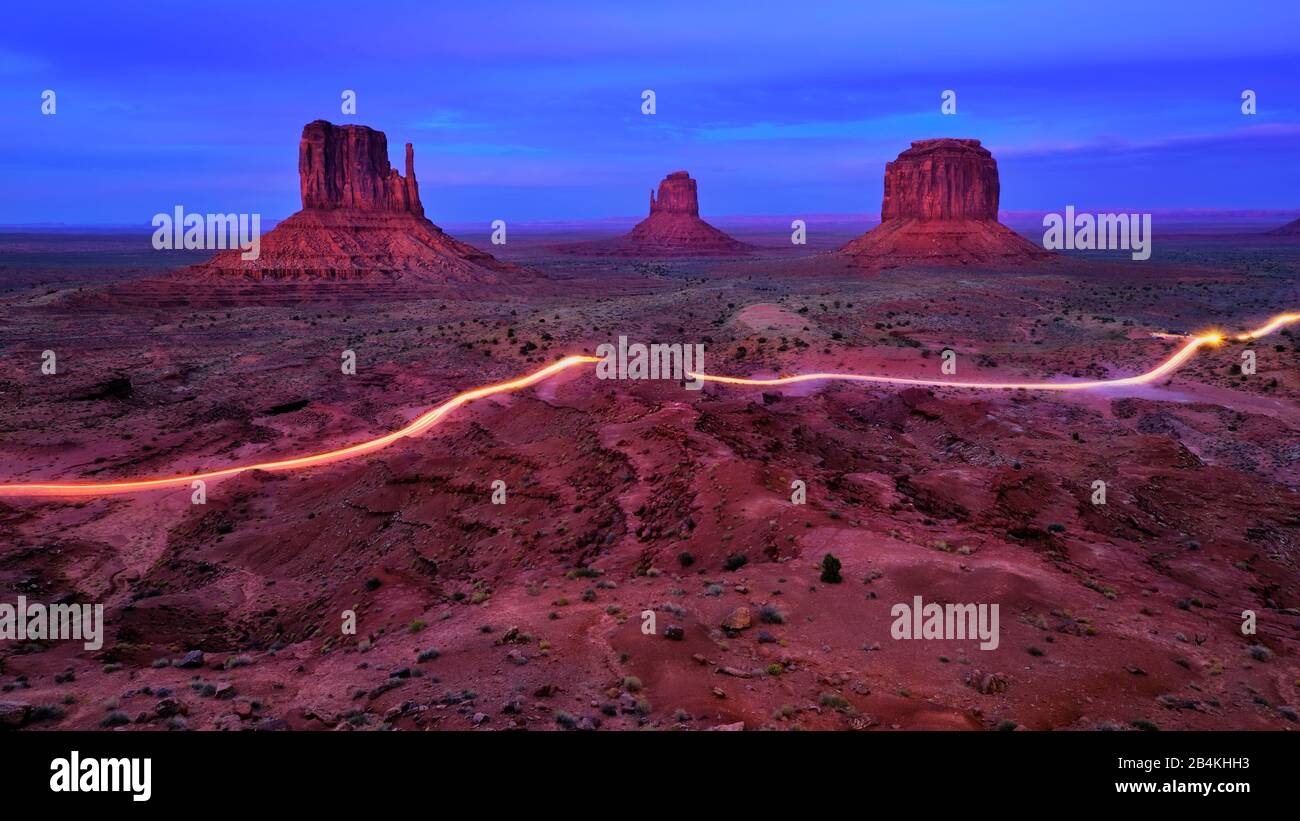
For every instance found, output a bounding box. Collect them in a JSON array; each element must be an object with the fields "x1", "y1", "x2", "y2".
[
  {"x1": 625, "y1": 171, "x2": 749, "y2": 254},
  {"x1": 192, "y1": 121, "x2": 523, "y2": 285},
  {"x1": 841, "y1": 138, "x2": 1049, "y2": 269},
  {"x1": 299, "y1": 121, "x2": 424, "y2": 216},
  {"x1": 881, "y1": 139, "x2": 999, "y2": 221},
  {"x1": 1267, "y1": 217, "x2": 1300, "y2": 236},
  {"x1": 557, "y1": 171, "x2": 750, "y2": 257},
  {"x1": 647, "y1": 171, "x2": 700, "y2": 217}
]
